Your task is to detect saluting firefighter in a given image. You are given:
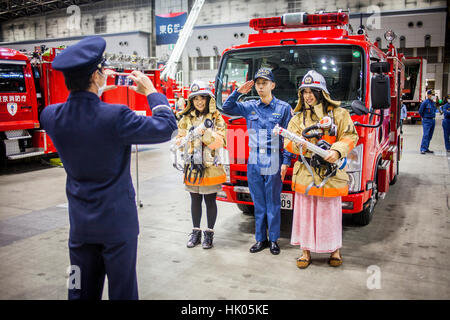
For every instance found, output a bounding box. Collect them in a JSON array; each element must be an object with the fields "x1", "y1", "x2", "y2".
[
  {"x1": 40, "y1": 36, "x2": 177, "y2": 299},
  {"x1": 222, "y1": 68, "x2": 293, "y2": 255},
  {"x1": 176, "y1": 80, "x2": 227, "y2": 249},
  {"x1": 284, "y1": 70, "x2": 358, "y2": 269}
]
